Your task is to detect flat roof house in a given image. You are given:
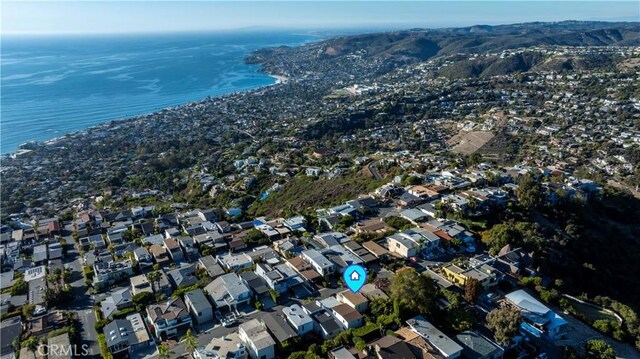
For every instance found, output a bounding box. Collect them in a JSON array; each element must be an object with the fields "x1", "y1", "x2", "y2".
[
  {"x1": 301, "y1": 249, "x2": 335, "y2": 276},
  {"x1": 184, "y1": 289, "x2": 213, "y2": 325},
  {"x1": 238, "y1": 319, "x2": 276, "y2": 359},
  {"x1": 283, "y1": 304, "x2": 314, "y2": 336},
  {"x1": 193, "y1": 332, "x2": 248, "y2": 359}
]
